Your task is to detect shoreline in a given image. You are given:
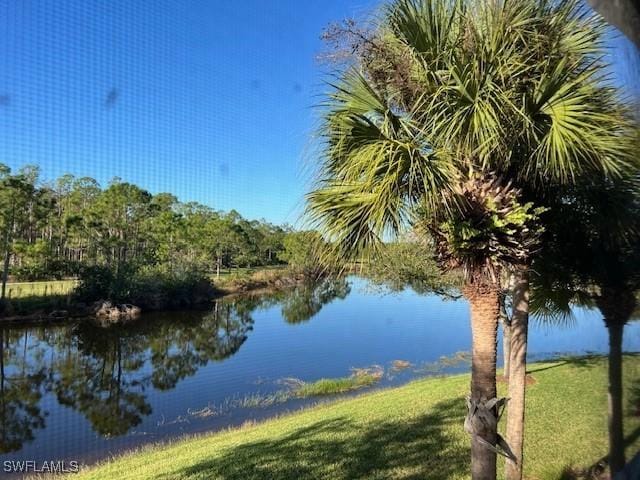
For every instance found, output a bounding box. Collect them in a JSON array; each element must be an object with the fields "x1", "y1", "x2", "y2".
[
  {"x1": 0, "y1": 268, "x2": 310, "y2": 326},
  {"x1": 53, "y1": 354, "x2": 640, "y2": 480}
]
